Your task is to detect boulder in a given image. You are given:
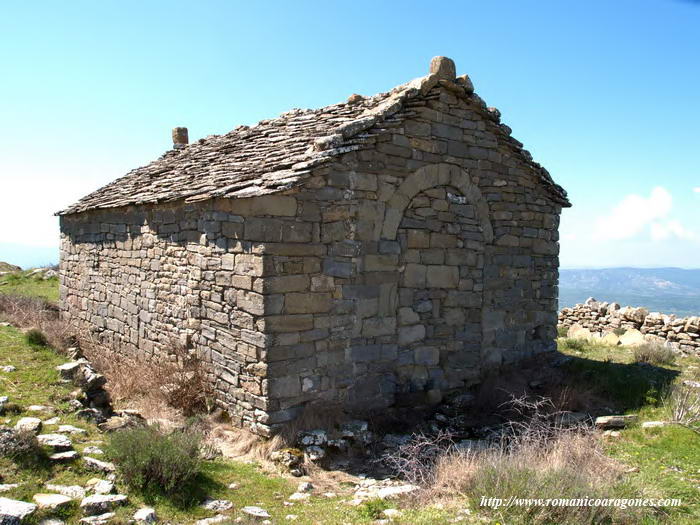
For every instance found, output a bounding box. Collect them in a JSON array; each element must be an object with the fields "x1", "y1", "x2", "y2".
[
  {"x1": 80, "y1": 494, "x2": 127, "y2": 516},
  {"x1": 44, "y1": 484, "x2": 85, "y2": 499},
  {"x1": 83, "y1": 457, "x2": 116, "y2": 473},
  {"x1": 133, "y1": 507, "x2": 157, "y2": 523},
  {"x1": 619, "y1": 306, "x2": 648, "y2": 324},
  {"x1": 79, "y1": 513, "x2": 115, "y2": 524},
  {"x1": 0, "y1": 497, "x2": 37, "y2": 523},
  {"x1": 32, "y1": 493, "x2": 72, "y2": 509},
  {"x1": 241, "y1": 506, "x2": 271, "y2": 519},
  {"x1": 619, "y1": 329, "x2": 645, "y2": 347},
  {"x1": 37, "y1": 434, "x2": 73, "y2": 451},
  {"x1": 57, "y1": 425, "x2": 86, "y2": 435},
  {"x1": 56, "y1": 362, "x2": 83, "y2": 381},
  {"x1": 14, "y1": 417, "x2": 42, "y2": 434},
  {"x1": 567, "y1": 323, "x2": 592, "y2": 341},
  {"x1": 601, "y1": 333, "x2": 620, "y2": 346},
  {"x1": 595, "y1": 415, "x2": 637, "y2": 429},
  {"x1": 49, "y1": 451, "x2": 79, "y2": 462},
  {"x1": 200, "y1": 498, "x2": 233, "y2": 512}
]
